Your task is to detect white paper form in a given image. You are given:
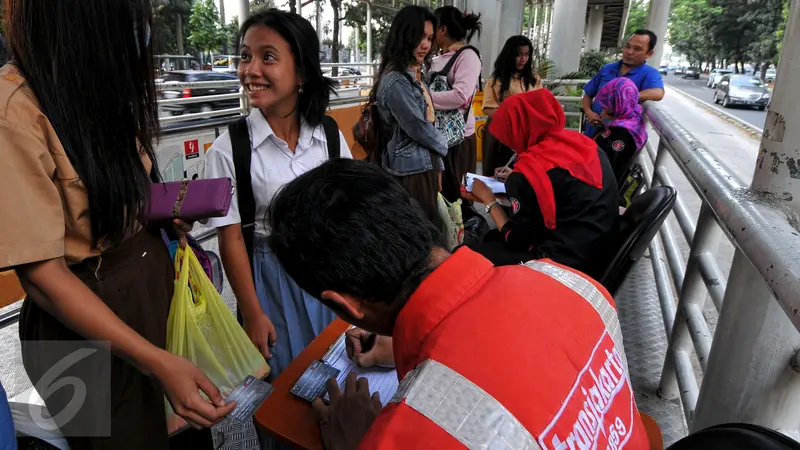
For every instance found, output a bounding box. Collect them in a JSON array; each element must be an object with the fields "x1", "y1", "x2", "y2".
[
  {"x1": 322, "y1": 333, "x2": 399, "y2": 406},
  {"x1": 465, "y1": 173, "x2": 507, "y2": 195}
]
